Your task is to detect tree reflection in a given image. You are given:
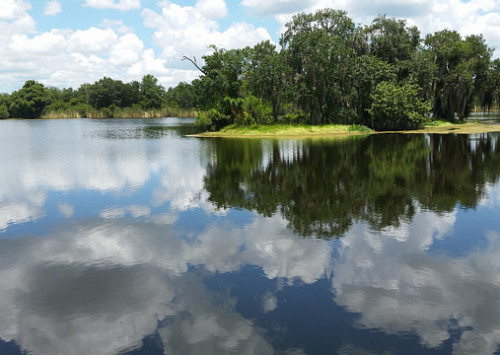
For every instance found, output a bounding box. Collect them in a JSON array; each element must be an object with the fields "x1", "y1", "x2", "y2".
[{"x1": 203, "y1": 133, "x2": 500, "y2": 238}]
